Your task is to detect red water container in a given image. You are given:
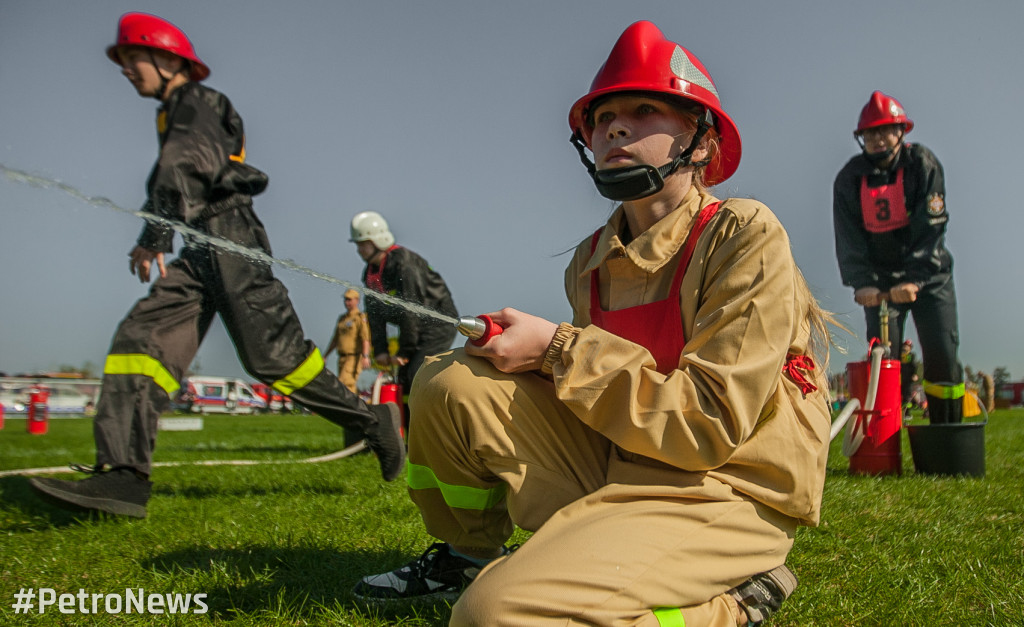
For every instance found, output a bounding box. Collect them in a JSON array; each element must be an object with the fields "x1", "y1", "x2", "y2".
[
  {"x1": 378, "y1": 381, "x2": 406, "y2": 436},
  {"x1": 846, "y1": 359, "x2": 902, "y2": 476},
  {"x1": 27, "y1": 387, "x2": 50, "y2": 435}
]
